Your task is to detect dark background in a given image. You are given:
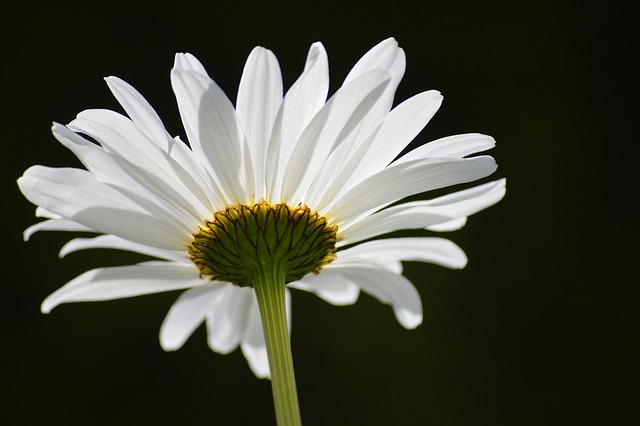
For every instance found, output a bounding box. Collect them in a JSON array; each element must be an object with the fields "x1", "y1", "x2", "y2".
[{"x1": 2, "y1": 1, "x2": 636, "y2": 424}]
